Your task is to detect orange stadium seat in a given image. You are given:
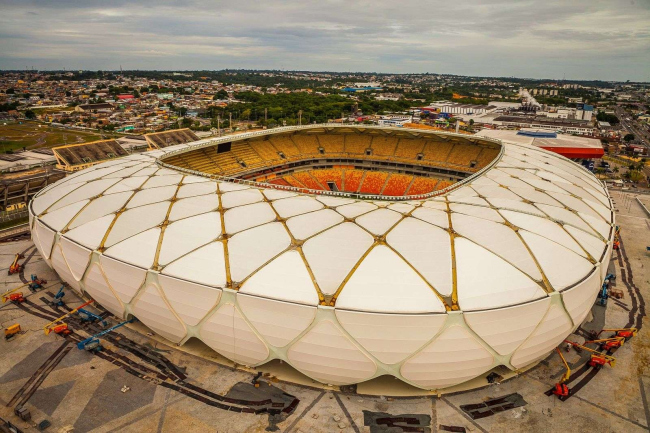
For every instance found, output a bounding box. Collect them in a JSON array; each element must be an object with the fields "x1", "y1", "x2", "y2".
[
  {"x1": 421, "y1": 140, "x2": 454, "y2": 163},
  {"x1": 293, "y1": 171, "x2": 325, "y2": 190},
  {"x1": 344, "y1": 134, "x2": 372, "y2": 155},
  {"x1": 370, "y1": 136, "x2": 399, "y2": 157},
  {"x1": 382, "y1": 174, "x2": 413, "y2": 196},
  {"x1": 283, "y1": 174, "x2": 305, "y2": 188},
  {"x1": 407, "y1": 177, "x2": 440, "y2": 195},
  {"x1": 311, "y1": 168, "x2": 343, "y2": 191},
  {"x1": 393, "y1": 138, "x2": 424, "y2": 159},
  {"x1": 268, "y1": 178, "x2": 290, "y2": 186},
  {"x1": 446, "y1": 143, "x2": 481, "y2": 166},
  {"x1": 317, "y1": 134, "x2": 345, "y2": 153},
  {"x1": 292, "y1": 134, "x2": 321, "y2": 155},
  {"x1": 343, "y1": 169, "x2": 364, "y2": 193},
  {"x1": 269, "y1": 135, "x2": 300, "y2": 156},
  {"x1": 435, "y1": 180, "x2": 453, "y2": 191},
  {"x1": 359, "y1": 171, "x2": 388, "y2": 194}
]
